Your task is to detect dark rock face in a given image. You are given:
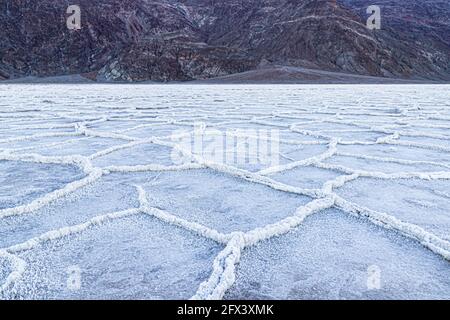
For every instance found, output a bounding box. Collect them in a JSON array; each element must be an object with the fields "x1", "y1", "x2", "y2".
[
  {"x1": 339, "y1": 0, "x2": 450, "y2": 80},
  {"x1": 0, "y1": 0, "x2": 449, "y2": 81}
]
